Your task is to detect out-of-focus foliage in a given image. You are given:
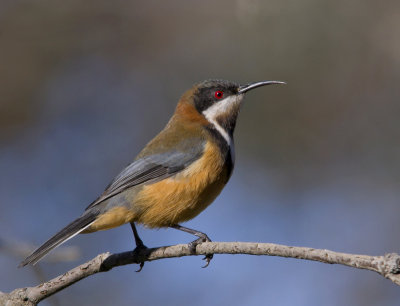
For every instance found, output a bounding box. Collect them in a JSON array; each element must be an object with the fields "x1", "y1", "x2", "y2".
[{"x1": 1, "y1": 0, "x2": 400, "y2": 305}]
